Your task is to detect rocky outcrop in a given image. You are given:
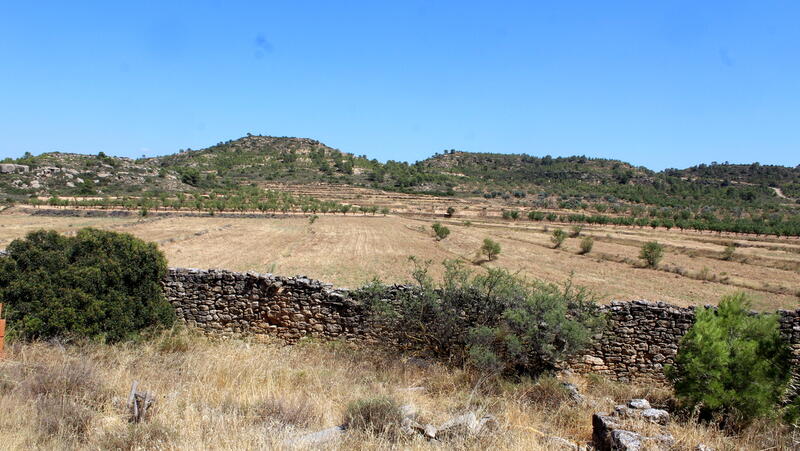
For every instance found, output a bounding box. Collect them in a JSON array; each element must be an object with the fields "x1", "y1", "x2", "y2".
[{"x1": 0, "y1": 164, "x2": 29, "y2": 173}]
